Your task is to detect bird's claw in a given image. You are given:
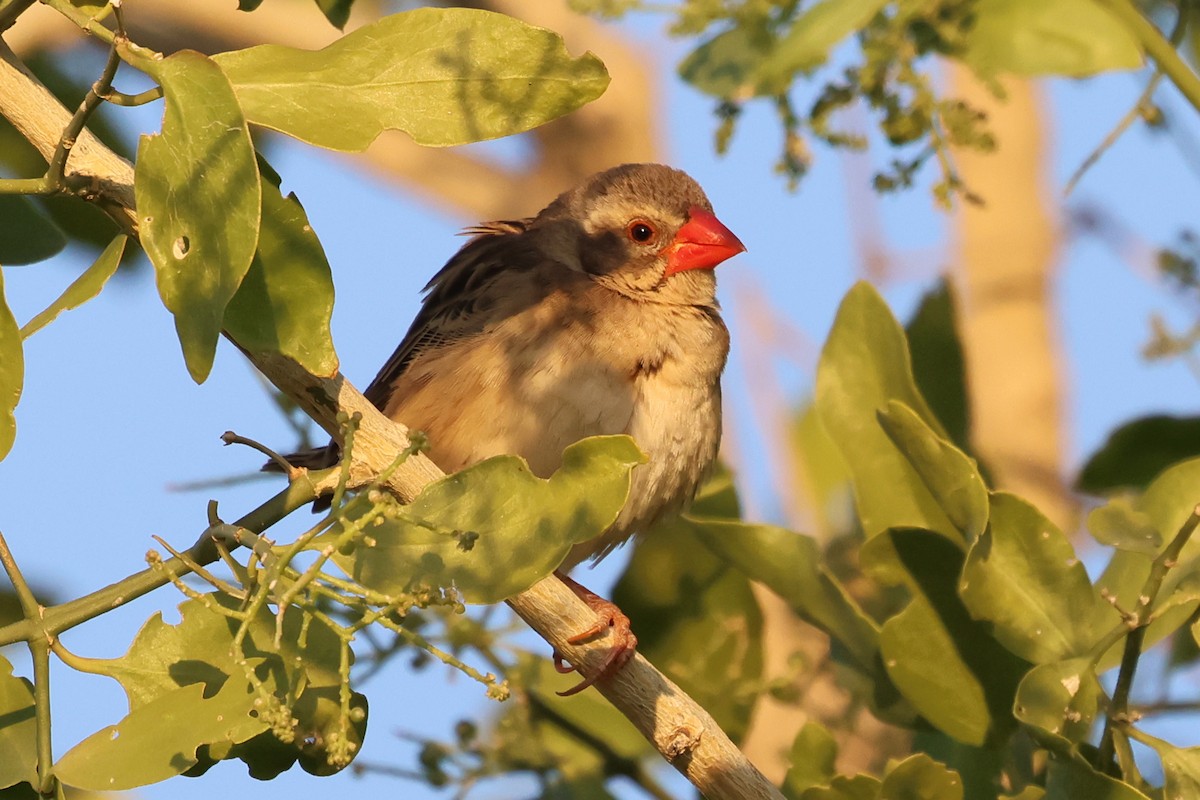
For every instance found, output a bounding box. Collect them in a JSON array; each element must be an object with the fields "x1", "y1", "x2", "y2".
[{"x1": 552, "y1": 576, "x2": 638, "y2": 696}]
